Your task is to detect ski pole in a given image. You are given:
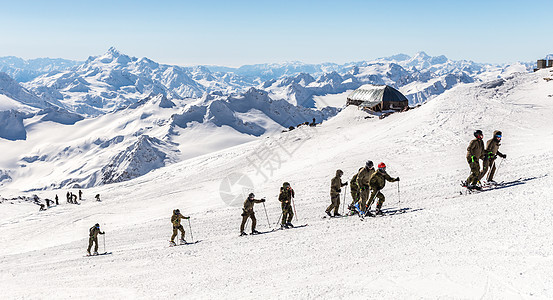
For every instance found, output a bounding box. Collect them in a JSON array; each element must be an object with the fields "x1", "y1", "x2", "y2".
[
  {"x1": 275, "y1": 212, "x2": 283, "y2": 227},
  {"x1": 342, "y1": 184, "x2": 348, "y2": 215},
  {"x1": 291, "y1": 197, "x2": 298, "y2": 222},
  {"x1": 188, "y1": 218, "x2": 194, "y2": 243},
  {"x1": 494, "y1": 158, "x2": 505, "y2": 179},
  {"x1": 262, "y1": 203, "x2": 271, "y2": 227},
  {"x1": 397, "y1": 181, "x2": 401, "y2": 207}
]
